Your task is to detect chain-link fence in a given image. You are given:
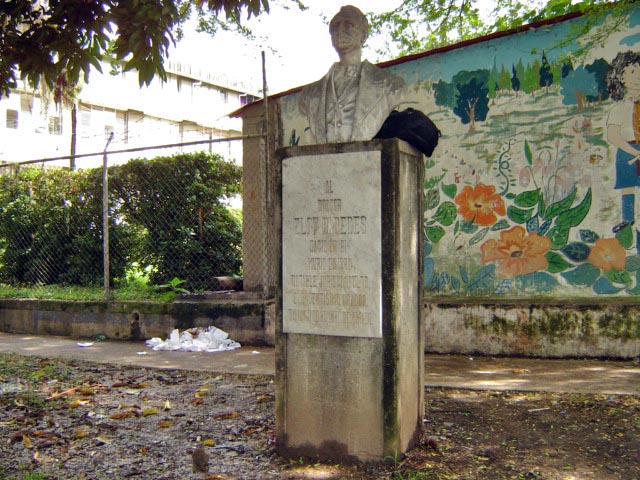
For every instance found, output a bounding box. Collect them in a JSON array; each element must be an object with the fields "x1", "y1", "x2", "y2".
[{"x1": 0, "y1": 135, "x2": 269, "y2": 299}]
